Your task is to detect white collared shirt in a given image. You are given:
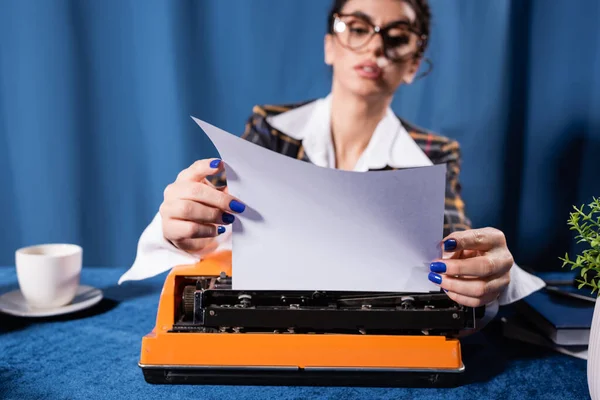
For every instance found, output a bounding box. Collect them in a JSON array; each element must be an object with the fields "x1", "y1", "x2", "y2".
[
  {"x1": 265, "y1": 95, "x2": 433, "y2": 171},
  {"x1": 118, "y1": 95, "x2": 546, "y2": 312}
]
